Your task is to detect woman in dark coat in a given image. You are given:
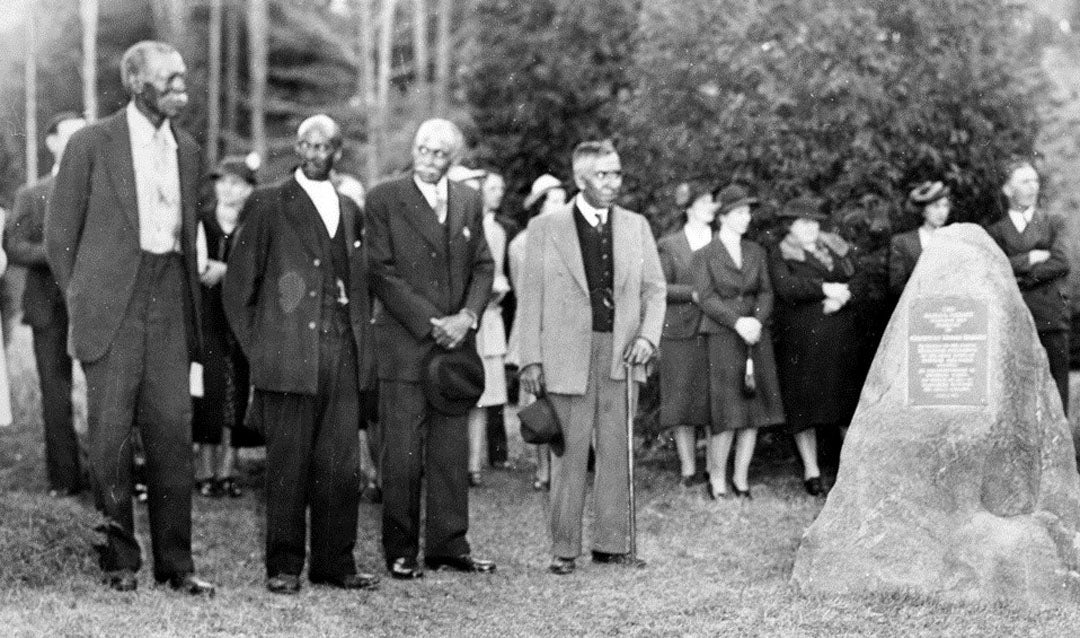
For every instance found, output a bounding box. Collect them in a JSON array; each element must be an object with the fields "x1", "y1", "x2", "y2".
[
  {"x1": 657, "y1": 181, "x2": 717, "y2": 487},
  {"x1": 768, "y1": 196, "x2": 861, "y2": 496},
  {"x1": 192, "y1": 156, "x2": 258, "y2": 498},
  {"x1": 888, "y1": 180, "x2": 951, "y2": 297},
  {"x1": 693, "y1": 184, "x2": 784, "y2": 499}
]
